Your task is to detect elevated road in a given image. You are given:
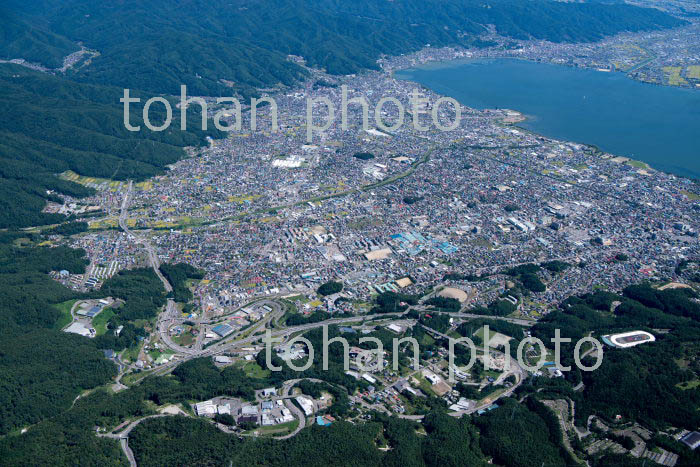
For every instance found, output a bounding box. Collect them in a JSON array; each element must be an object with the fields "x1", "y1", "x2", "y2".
[{"x1": 130, "y1": 303, "x2": 538, "y2": 383}]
